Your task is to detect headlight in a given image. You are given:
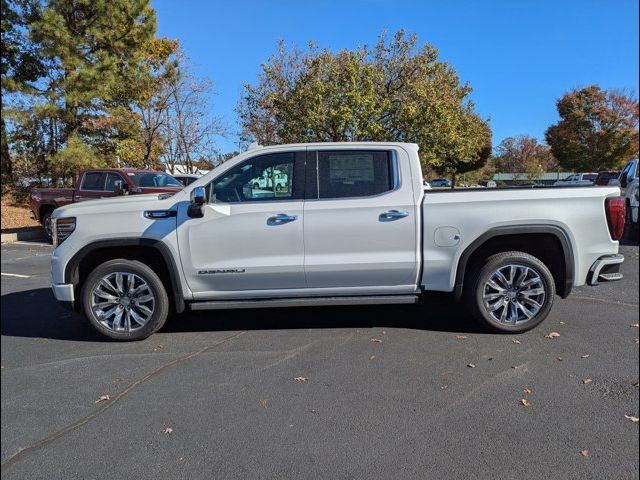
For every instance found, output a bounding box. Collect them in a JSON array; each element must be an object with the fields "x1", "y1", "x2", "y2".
[{"x1": 52, "y1": 217, "x2": 76, "y2": 247}]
